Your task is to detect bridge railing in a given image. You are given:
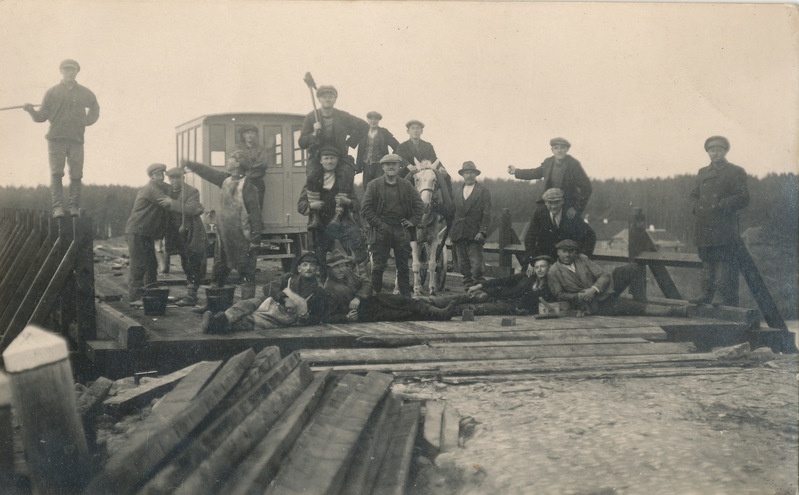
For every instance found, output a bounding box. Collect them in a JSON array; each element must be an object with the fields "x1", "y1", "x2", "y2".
[
  {"x1": 0, "y1": 209, "x2": 96, "y2": 357},
  {"x1": 484, "y1": 207, "x2": 787, "y2": 332}
]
